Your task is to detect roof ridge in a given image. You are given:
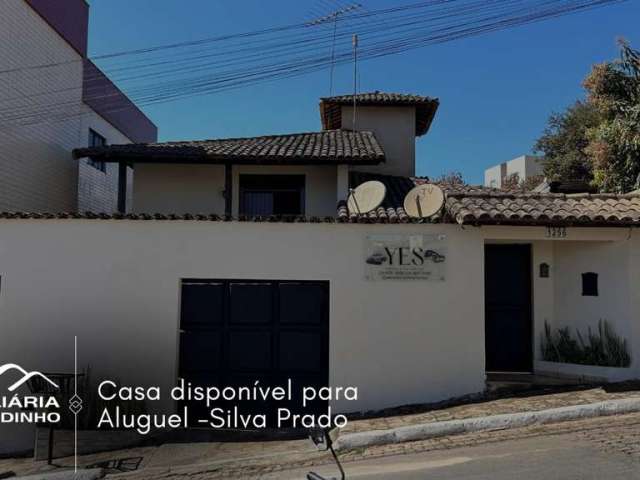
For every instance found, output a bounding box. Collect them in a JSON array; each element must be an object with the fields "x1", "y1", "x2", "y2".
[
  {"x1": 446, "y1": 191, "x2": 640, "y2": 199},
  {"x1": 320, "y1": 91, "x2": 437, "y2": 100},
  {"x1": 147, "y1": 129, "x2": 375, "y2": 146}
]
